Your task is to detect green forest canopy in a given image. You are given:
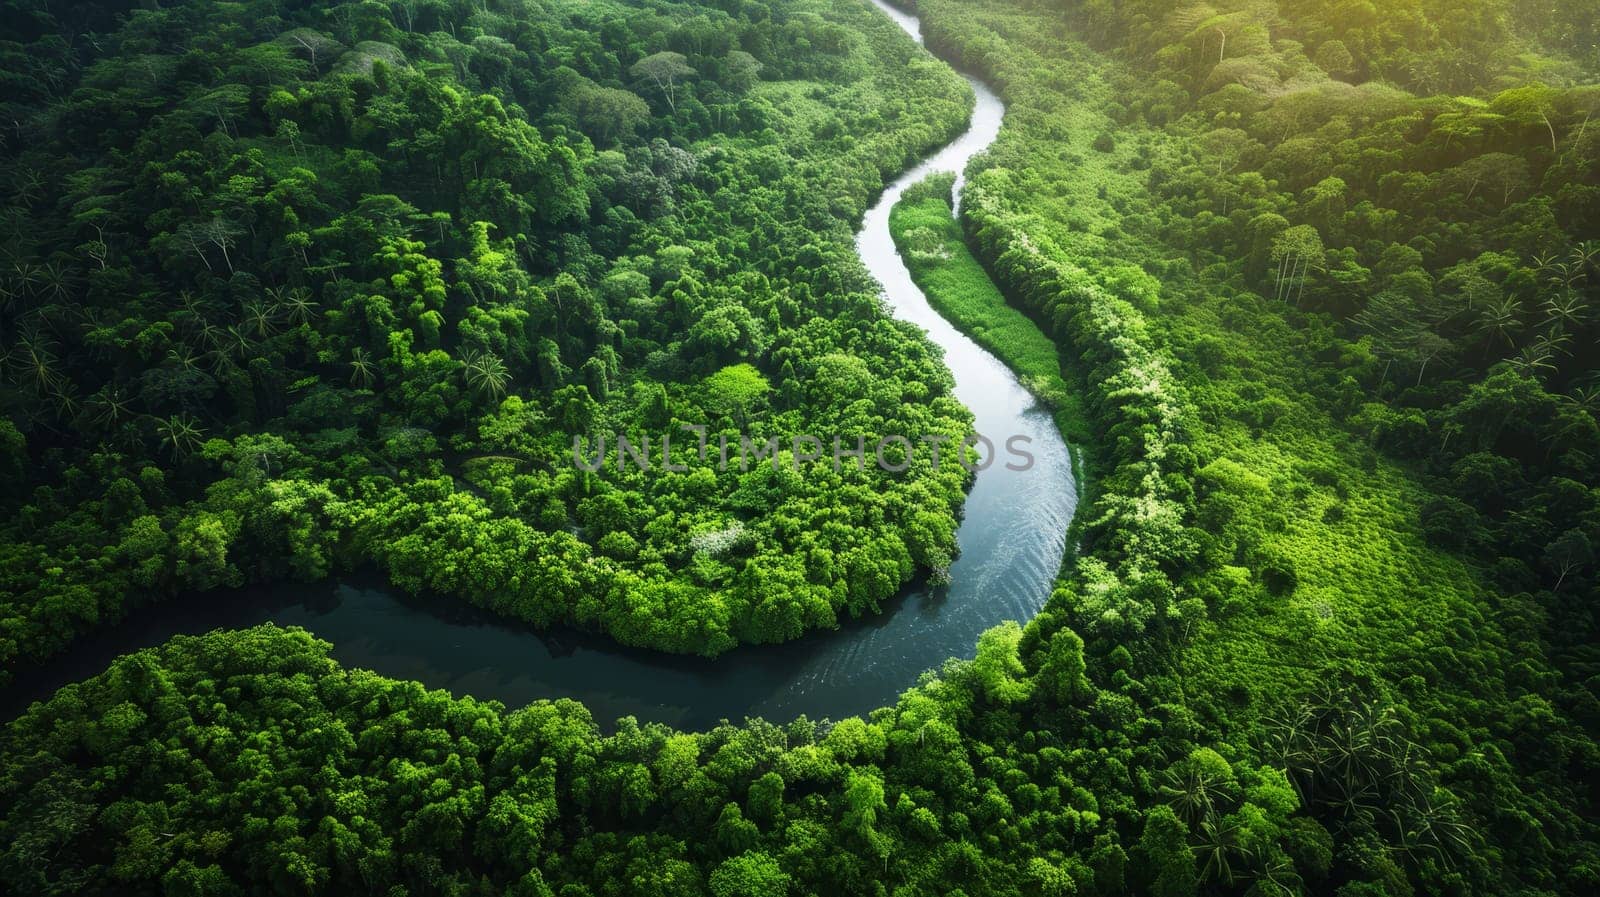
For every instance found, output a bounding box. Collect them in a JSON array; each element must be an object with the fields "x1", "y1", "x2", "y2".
[
  {"x1": 2, "y1": 0, "x2": 1599, "y2": 895},
  {"x1": 0, "y1": 0, "x2": 979, "y2": 668}
]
